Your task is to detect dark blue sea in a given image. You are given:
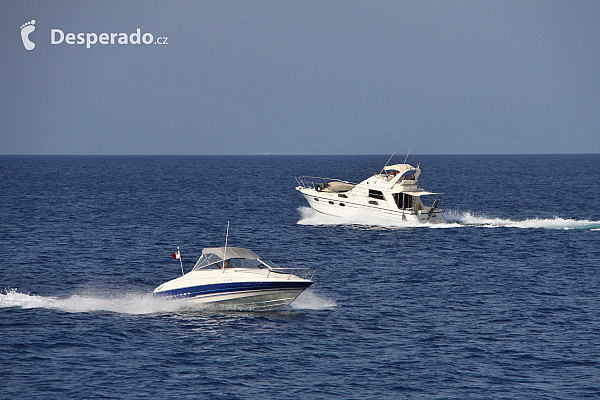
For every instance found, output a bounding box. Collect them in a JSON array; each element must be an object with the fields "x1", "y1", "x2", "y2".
[{"x1": 1, "y1": 154, "x2": 599, "y2": 399}]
